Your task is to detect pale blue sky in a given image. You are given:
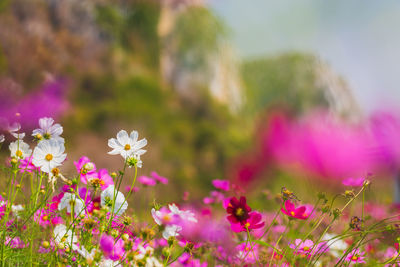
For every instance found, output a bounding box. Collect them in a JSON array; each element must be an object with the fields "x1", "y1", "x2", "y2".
[{"x1": 210, "y1": 0, "x2": 400, "y2": 114}]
